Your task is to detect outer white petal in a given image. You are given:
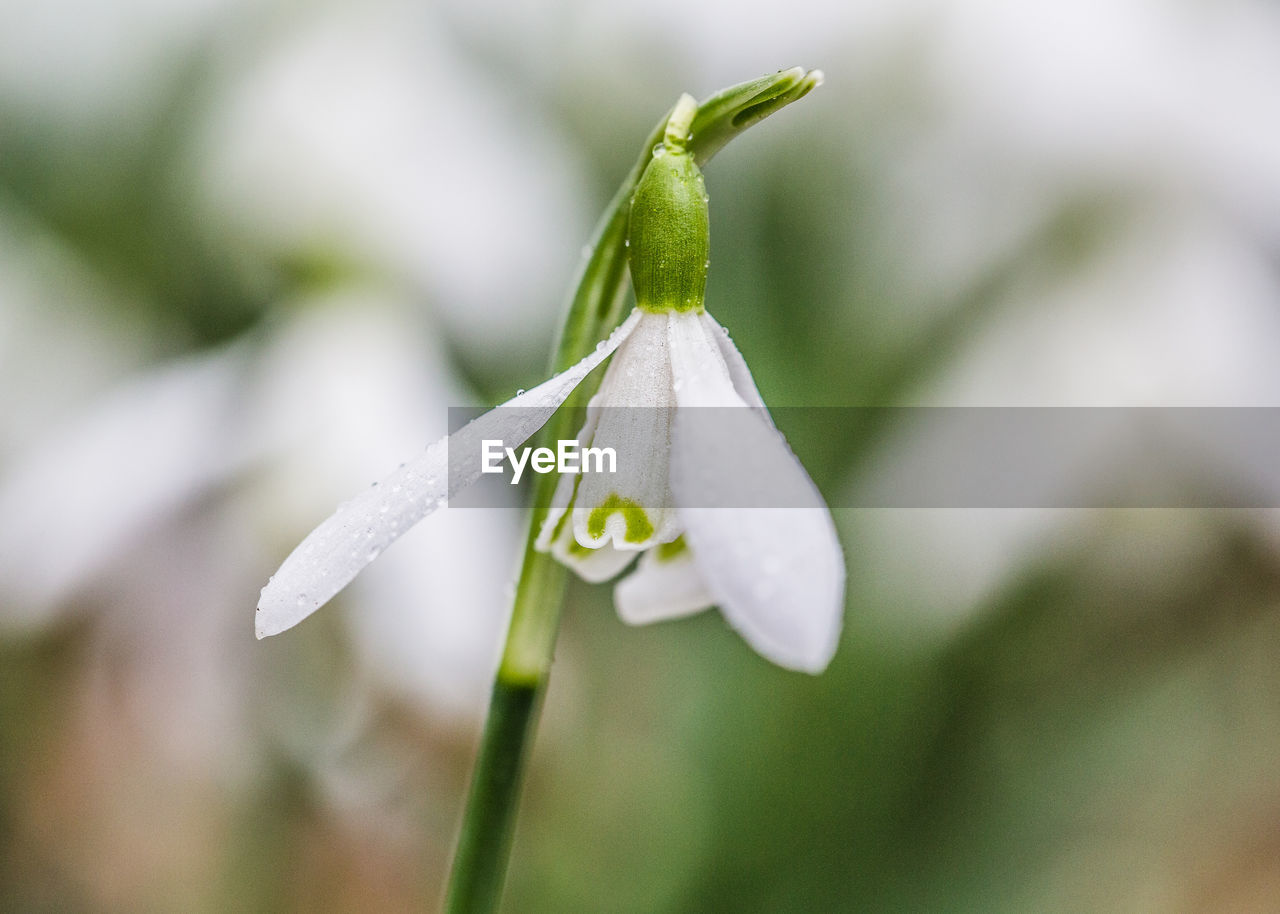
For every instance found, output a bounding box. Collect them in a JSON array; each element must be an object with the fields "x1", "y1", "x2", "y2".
[
  {"x1": 700, "y1": 310, "x2": 772, "y2": 419},
  {"x1": 614, "y1": 546, "x2": 714, "y2": 625},
  {"x1": 666, "y1": 313, "x2": 845, "y2": 674},
  {"x1": 572, "y1": 311, "x2": 681, "y2": 551},
  {"x1": 256, "y1": 309, "x2": 642, "y2": 638}
]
